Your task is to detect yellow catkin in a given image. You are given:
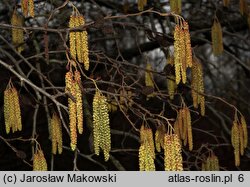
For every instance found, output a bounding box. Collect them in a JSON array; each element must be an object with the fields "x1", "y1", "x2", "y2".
[
  {"x1": 9, "y1": 90, "x2": 17, "y2": 133},
  {"x1": 191, "y1": 58, "x2": 205, "y2": 116},
  {"x1": 33, "y1": 151, "x2": 40, "y2": 171},
  {"x1": 56, "y1": 118, "x2": 63, "y2": 154},
  {"x1": 191, "y1": 61, "x2": 198, "y2": 108},
  {"x1": 197, "y1": 61, "x2": 205, "y2": 116},
  {"x1": 69, "y1": 13, "x2": 89, "y2": 70},
  {"x1": 183, "y1": 21, "x2": 192, "y2": 68},
  {"x1": 201, "y1": 162, "x2": 206, "y2": 171},
  {"x1": 212, "y1": 154, "x2": 220, "y2": 171},
  {"x1": 239, "y1": 0, "x2": 249, "y2": 15},
  {"x1": 4, "y1": 88, "x2": 11, "y2": 134},
  {"x1": 138, "y1": 0, "x2": 147, "y2": 11},
  {"x1": 12, "y1": 87, "x2": 22, "y2": 131},
  {"x1": 21, "y1": 0, "x2": 29, "y2": 17},
  {"x1": 33, "y1": 149, "x2": 47, "y2": 171},
  {"x1": 203, "y1": 154, "x2": 219, "y2": 171},
  {"x1": 231, "y1": 121, "x2": 240, "y2": 166},
  {"x1": 65, "y1": 71, "x2": 77, "y2": 150},
  {"x1": 177, "y1": 110, "x2": 183, "y2": 140},
  {"x1": 140, "y1": 125, "x2": 146, "y2": 142},
  {"x1": 4, "y1": 84, "x2": 22, "y2": 134},
  {"x1": 181, "y1": 108, "x2": 188, "y2": 146},
  {"x1": 170, "y1": 0, "x2": 182, "y2": 15},
  {"x1": 79, "y1": 16, "x2": 90, "y2": 70},
  {"x1": 51, "y1": 114, "x2": 57, "y2": 155},
  {"x1": 147, "y1": 128, "x2": 155, "y2": 159},
  {"x1": 28, "y1": 0, "x2": 35, "y2": 17},
  {"x1": 39, "y1": 149, "x2": 47, "y2": 171},
  {"x1": 145, "y1": 63, "x2": 154, "y2": 88},
  {"x1": 167, "y1": 55, "x2": 174, "y2": 66},
  {"x1": 51, "y1": 113, "x2": 63, "y2": 154},
  {"x1": 205, "y1": 157, "x2": 211, "y2": 171},
  {"x1": 75, "y1": 16, "x2": 83, "y2": 65},
  {"x1": 174, "y1": 25, "x2": 181, "y2": 84},
  {"x1": 234, "y1": 149, "x2": 240, "y2": 166},
  {"x1": 139, "y1": 125, "x2": 155, "y2": 170},
  {"x1": 119, "y1": 89, "x2": 127, "y2": 106},
  {"x1": 140, "y1": 126, "x2": 155, "y2": 159},
  {"x1": 108, "y1": 100, "x2": 118, "y2": 113},
  {"x1": 155, "y1": 130, "x2": 161, "y2": 152},
  {"x1": 173, "y1": 20, "x2": 192, "y2": 84},
  {"x1": 179, "y1": 28, "x2": 187, "y2": 84},
  {"x1": 239, "y1": 124, "x2": 244, "y2": 156},
  {"x1": 155, "y1": 125, "x2": 165, "y2": 152},
  {"x1": 69, "y1": 15, "x2": 77, "y2": 61},
  {"x1": 11, "y1": 11, "x2": 24, "y2": 53},
  {"x1": 200, "y1": 93, "x2": 205, "y2": 116},
  {"x1": 74, "y1": 70, "x2": 83, "y2": 134},
  {"x1": 139, "y1": 144, "x2": 155, "y2": 171},
  {"x1": 164, "y1": 134, "x2": 183, "y2": 171},
  {"x1": 185, "y1": 107, "x2": 193, "y2": 151},
  {"x1": 164, "y1": 134, "x2": 173, "y2": 171},
  {"x1": 211, "y1": 18, "x2": 224, "y2": 55},
  {"x1": 174, "y1": 119, "x2": 181, "y2": 141},
  {"x1": 173, "y1": 134, "x2": 183, "y2": 171},
  {"x1": 223, "y1": 0, "x2": 230, "y2": 7},
  {"x1": 139, "y1": 144, "x2": 146, "y2": 171},
  {"x1": 93, "y1": 90, "x2": 111, "y2": 161},
  {"x1": 69, "y1": 95, "x2": 77, "y2": 151},
  {"x1": 240, "y1": 115, "x2": 248, "y2": 148},
  {"x1": 239, "y1": 0, "x2": 244, "y2": 15}
]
